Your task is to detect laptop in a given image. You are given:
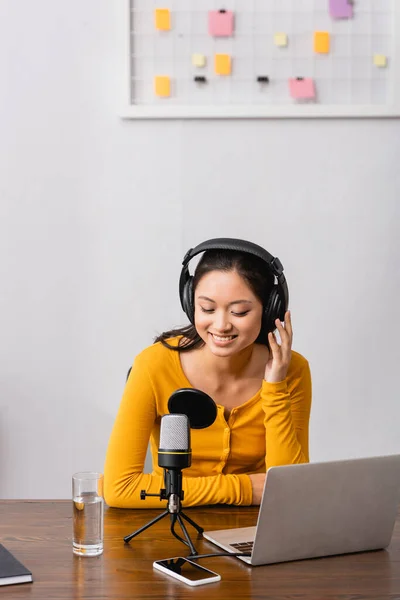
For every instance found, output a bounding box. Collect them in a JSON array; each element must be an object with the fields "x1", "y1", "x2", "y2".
[{"x1": 203, "y1": 454, "x2": 400, "y2": 566}]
